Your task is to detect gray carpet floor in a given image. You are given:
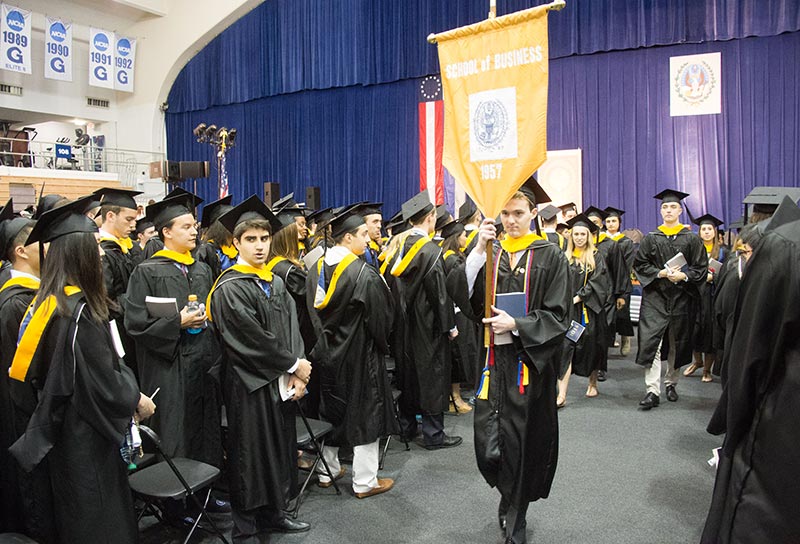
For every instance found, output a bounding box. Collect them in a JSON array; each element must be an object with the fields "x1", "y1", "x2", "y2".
[{"x1": 143, "y1": 345, "x2": 723, "y2": 543}]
